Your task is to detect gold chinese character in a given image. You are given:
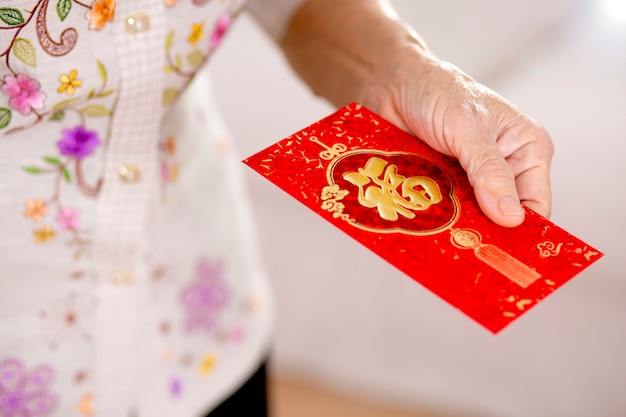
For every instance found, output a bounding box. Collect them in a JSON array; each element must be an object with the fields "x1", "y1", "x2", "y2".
[{"x1": 343, "y1": 157, "x2": 442, "y2": 221}]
